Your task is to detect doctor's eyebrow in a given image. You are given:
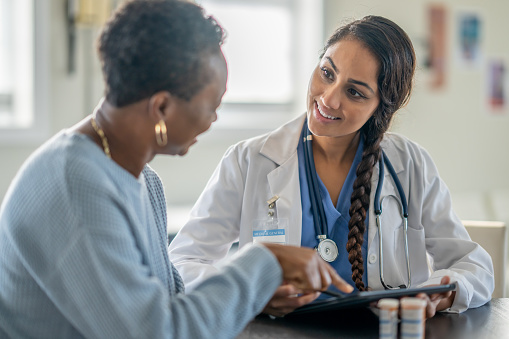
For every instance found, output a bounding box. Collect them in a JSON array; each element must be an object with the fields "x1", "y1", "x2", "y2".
[
  {"x1": 347, "y1": 78, "x2": 375, "y2": 95},
  {"x1": 325, "y1": 57, "x2": 338, "y2": 73},
  {"x1": 325, "y1": 56, "x2": 375, "y2": 95}
]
